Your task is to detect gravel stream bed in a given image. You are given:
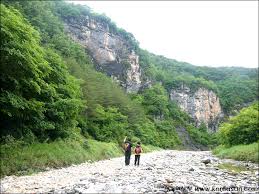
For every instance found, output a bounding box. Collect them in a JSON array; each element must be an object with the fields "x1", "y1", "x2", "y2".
[{"x1": 1, "y1": 150, "x2": 258, "y2": 193}]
